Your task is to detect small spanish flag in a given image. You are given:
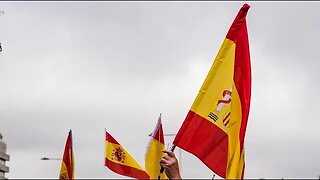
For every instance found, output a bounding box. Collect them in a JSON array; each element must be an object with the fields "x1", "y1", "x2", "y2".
[
  {"x1": 105, "y1": 130, "x2": 150, "y2": 179},
  {"x1": 59, "y1": 130, "x2": 74, "y2": 179},
  {"x1": 145, "y1": 114, "x2": 167, "y2": 179},
  {"x1": 173, "y1": 4, "x2": 251, "y2": 179}
]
